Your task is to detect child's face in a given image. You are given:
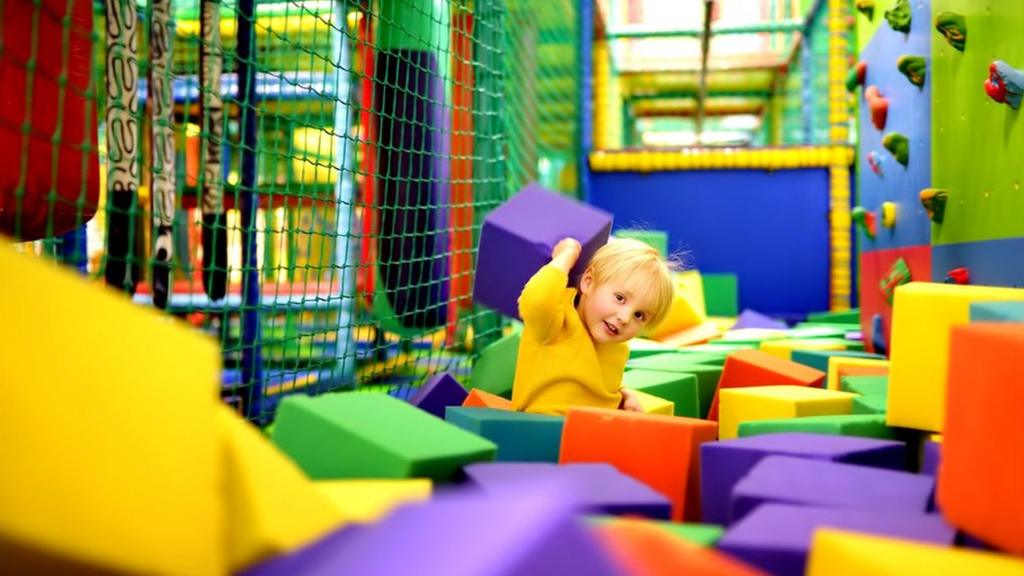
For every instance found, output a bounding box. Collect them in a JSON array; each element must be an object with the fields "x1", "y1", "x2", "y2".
[{"x1": 578, "y1": 273, "x2": 654, "y2": 345}]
